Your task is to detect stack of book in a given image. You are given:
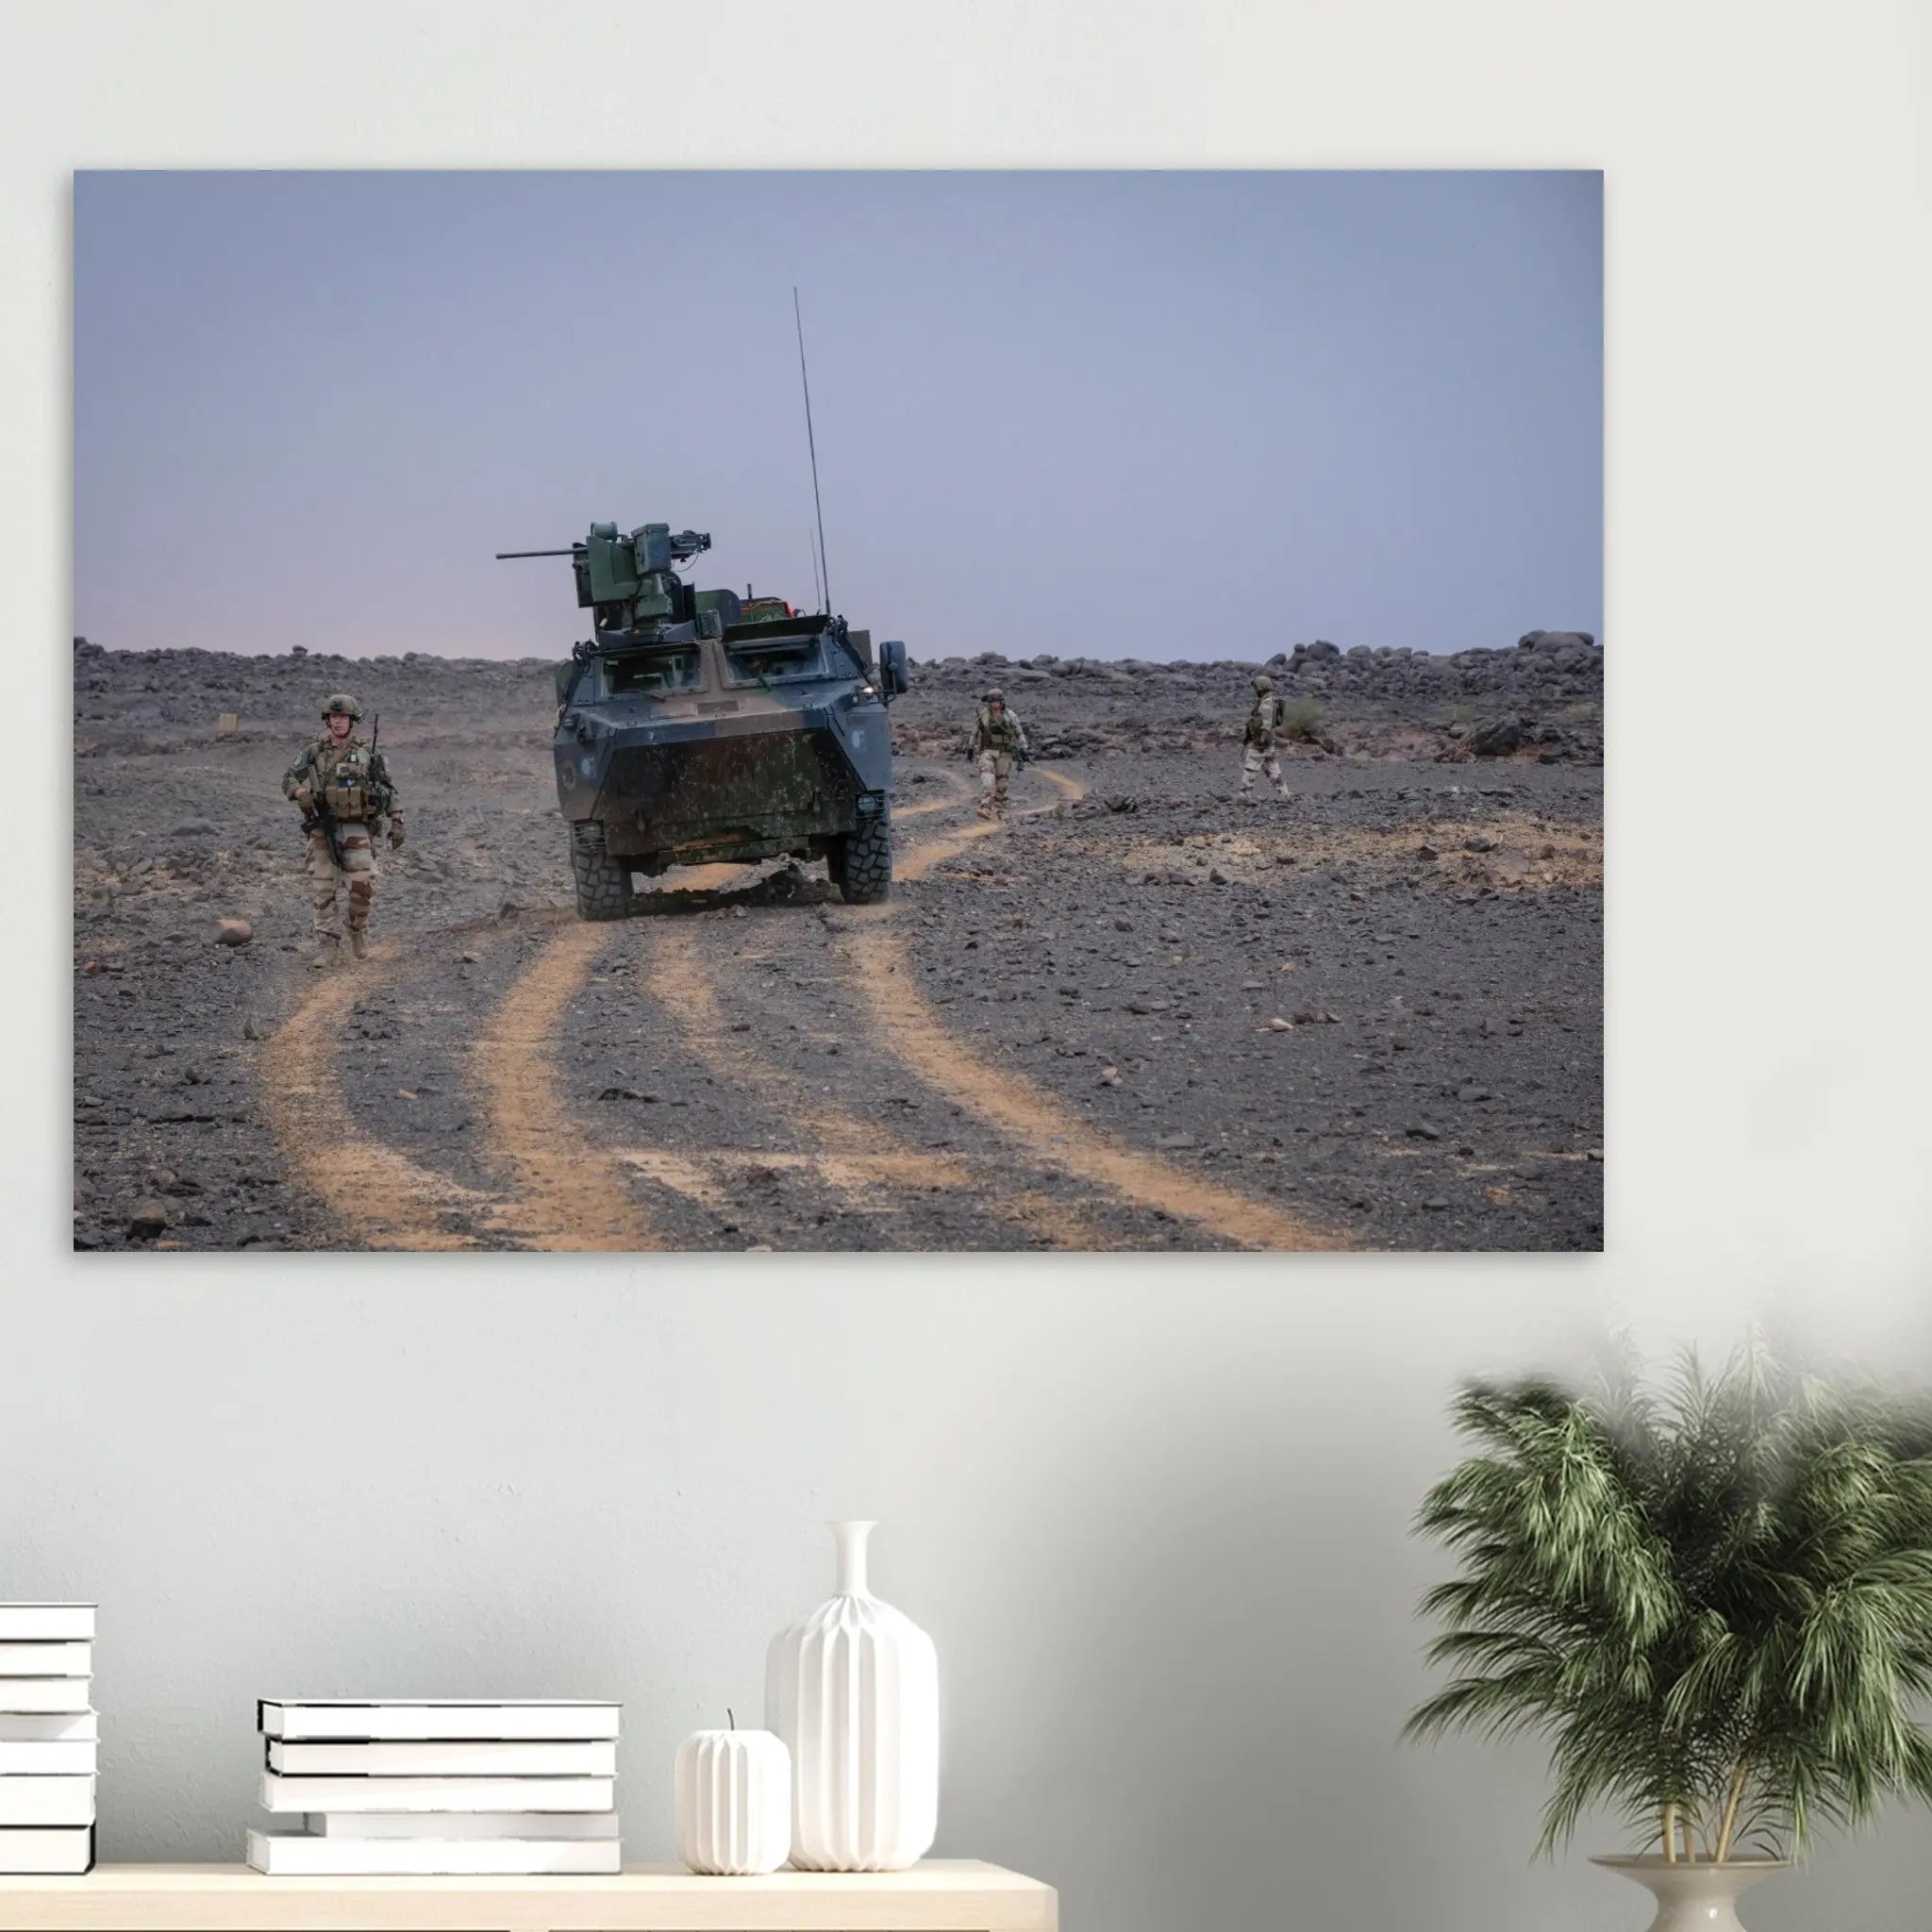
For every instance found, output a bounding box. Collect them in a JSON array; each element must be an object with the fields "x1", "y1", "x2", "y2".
[
  {"x1": 247, "y1": 1700, "x2": 622, "y2": 1874},
  {"x1": 0, "y1": 1605, "x2": 97, "y2": 1875}
]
